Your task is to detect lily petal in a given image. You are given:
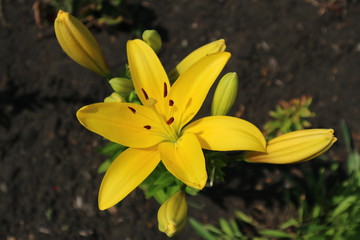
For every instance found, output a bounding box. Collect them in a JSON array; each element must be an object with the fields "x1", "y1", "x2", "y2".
[
  {"x1": 158, "y1": 133, "x2": 207, "y2": 190},
  {"x1": 77, "y1": 102, "x2": 165, "y2": 148},
  {"x1": 183, "y1": 116, "x2": 266, "y2": 152},
  {"x1": 127, "y1": 39, "x2": 170, "y2": 114},
  {"x1": 168, "y1": 39, "x2": 226, "y2": 82},
  {"x1": 169, "y1": 52, "x2": 231, "y2": 129},
  {"x1": 245, "y1": 130, "x2": 336, "y2": 164},
  {"x1": 99, "y1": 147, "x2": 161, "y2": 210}
]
